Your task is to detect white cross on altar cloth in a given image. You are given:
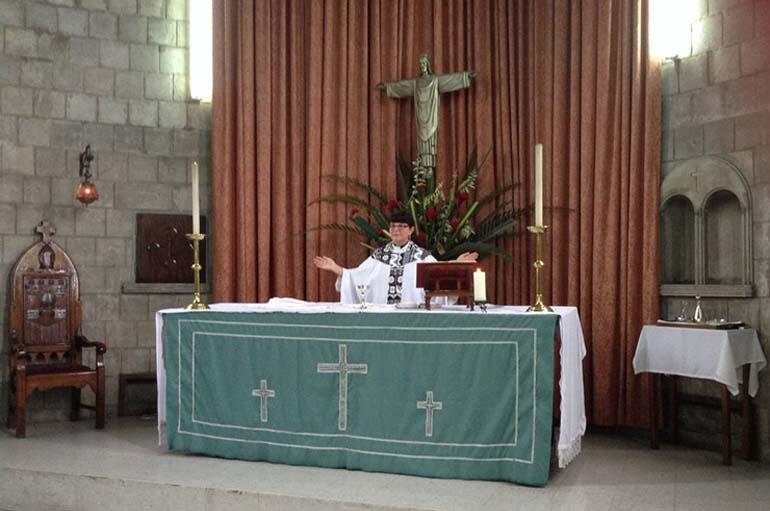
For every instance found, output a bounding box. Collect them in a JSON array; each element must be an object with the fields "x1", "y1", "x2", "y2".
[
  {"x1": 417, "y1": 390, "x2": 443, "y2": 437},
  {"x1": 317, "y1": 344, "x2": 368, "y2": 431},
  {"x1": 251, "y1": 379, "x2": 275, "y2": 423}
]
